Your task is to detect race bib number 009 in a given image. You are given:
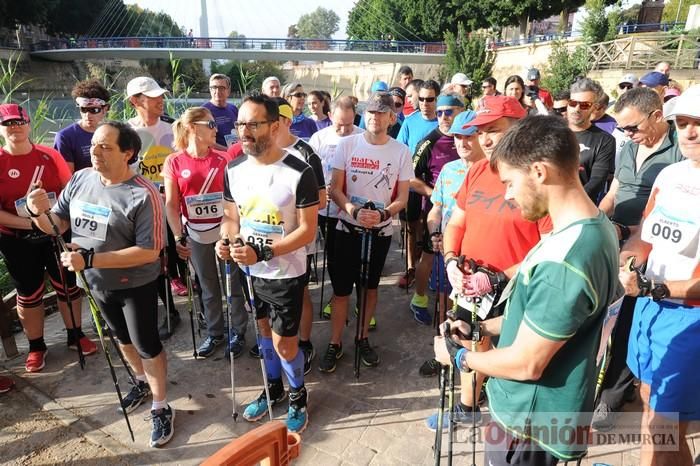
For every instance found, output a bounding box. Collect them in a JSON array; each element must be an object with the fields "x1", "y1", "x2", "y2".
[
  {"x1": 641, "y1": 205, "x2": 699, "y2": 257},
  {"x1": 70, "y1": 200, "x2": 111, "y2": 242},
  {"x1": 185, "y1": 192, "x2": 223, "y2": 220}
]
